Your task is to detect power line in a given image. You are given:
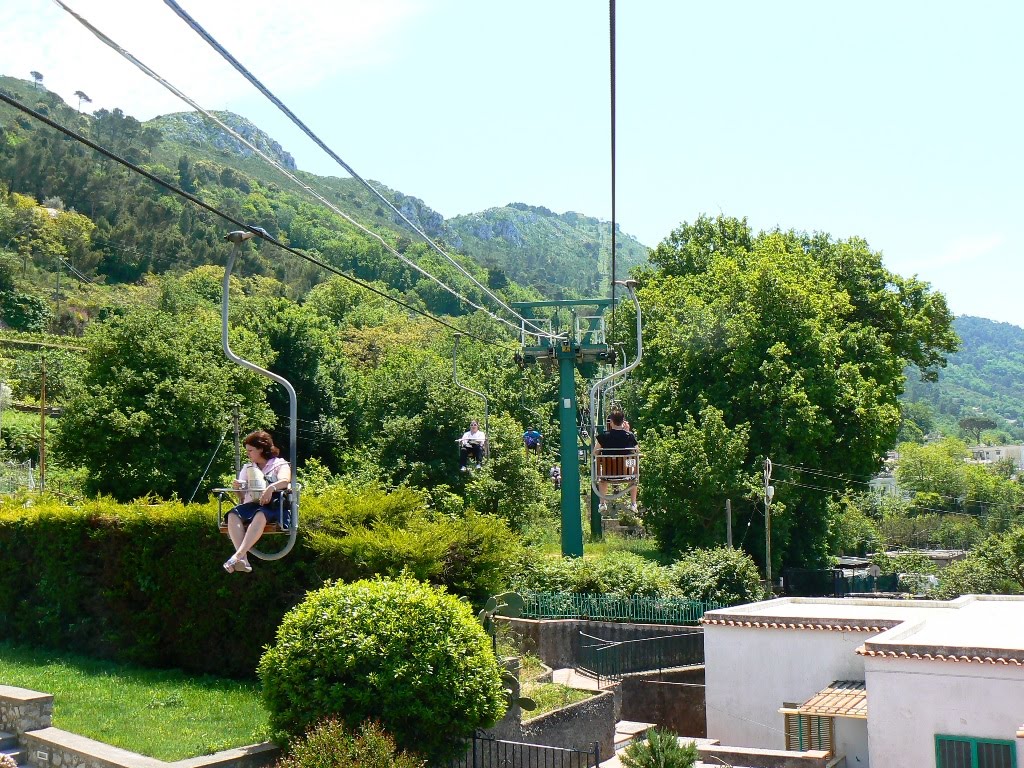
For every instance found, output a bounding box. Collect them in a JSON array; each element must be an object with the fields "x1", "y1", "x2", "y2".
[
  {"x1": 608, "y1": 0, "x2": 617, "y2": 329},
  {"x1": 773, "y1": 477, "x2": 1009, "y2": 521},
  {"x1": 0, "y1": 89, "x2": 504, "y2": 348},
  {"x1": 773, "y1": 461, "x2": 1024, "y2": 514},
  {"x1": 160, "y1": 0, "x2": 556, "y2": 342},
  {"x1": 51, "y1": 0, "x2": 534, "y2": 342}
]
